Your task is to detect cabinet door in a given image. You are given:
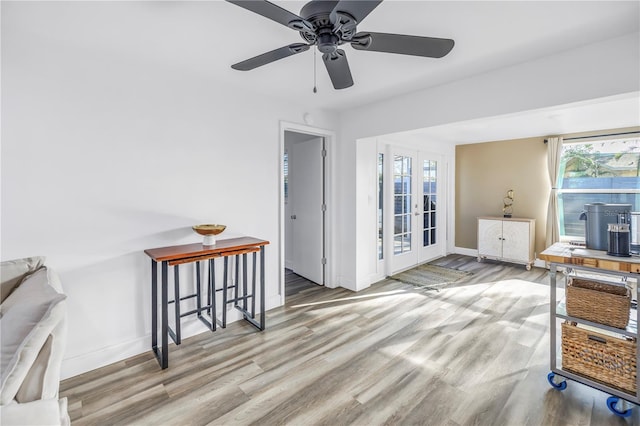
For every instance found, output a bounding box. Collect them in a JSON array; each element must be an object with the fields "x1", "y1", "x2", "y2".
[
  {"x1": 478, "y1": 219, "x2": 502, "y2": 258},
  {"x1": 502, "y1": 221, "x2": 530, "y2": 262}
]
